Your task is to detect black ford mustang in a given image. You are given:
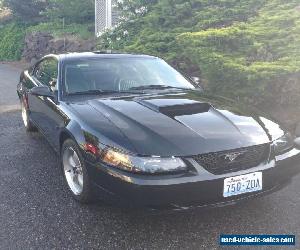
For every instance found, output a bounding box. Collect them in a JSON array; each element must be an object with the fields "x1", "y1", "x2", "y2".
[{"x1": 17, "y1": 52, "x2": 300, "y2": 210}]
